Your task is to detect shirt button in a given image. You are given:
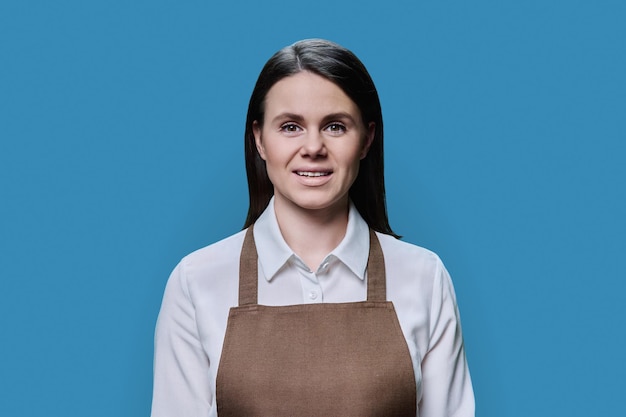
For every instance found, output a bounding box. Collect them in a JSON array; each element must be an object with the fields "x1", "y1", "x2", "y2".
[
  {"x1": 309, "y1": 291, "x2": 318, "y2": 300},
  {"x1": 321, "y1": 262, "x2": 329, "y2": 271}
]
